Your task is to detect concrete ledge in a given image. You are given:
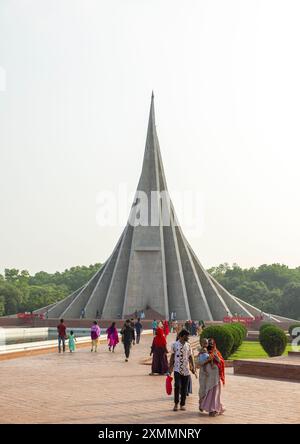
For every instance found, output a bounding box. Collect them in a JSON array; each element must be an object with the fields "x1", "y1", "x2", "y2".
[
  {"x1": 0, "y1": 330, "x2": 153, "y2": 361},
  {"x1": 288, "y1": 351, "x2": 300, "y2": 357},
  {"x1": 233, "y1": 358, "x2": 300, "y2": 382}
]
